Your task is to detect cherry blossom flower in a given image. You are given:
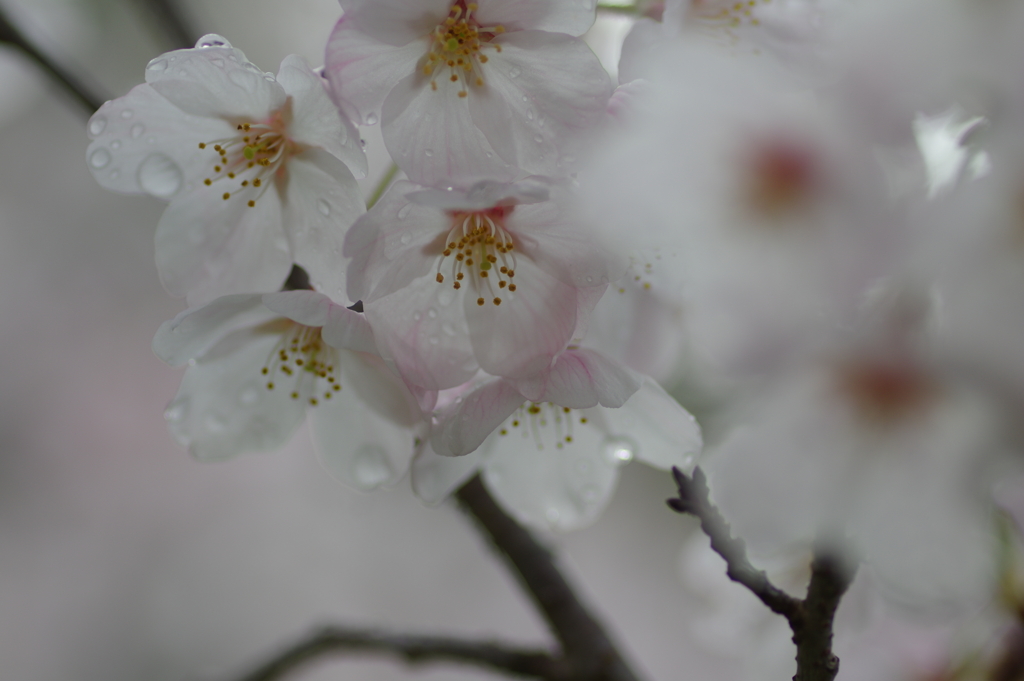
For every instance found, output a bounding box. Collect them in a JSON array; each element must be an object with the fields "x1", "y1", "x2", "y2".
[
  {"x1": 344, "y1": 179, "x2": 622, "y2": 391},
  {"x1": 324, "y1": 0, "x2": 612, "y2": 186},
  {"x1": 412, "y1": 347, "x2": 703, "y2": 530},
  {"x1": 87, "y1": 35, "x2": 368, "y2": 306},
  {"x1": 152, "y1": 290, "x2": 423, "y2": 491}
]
